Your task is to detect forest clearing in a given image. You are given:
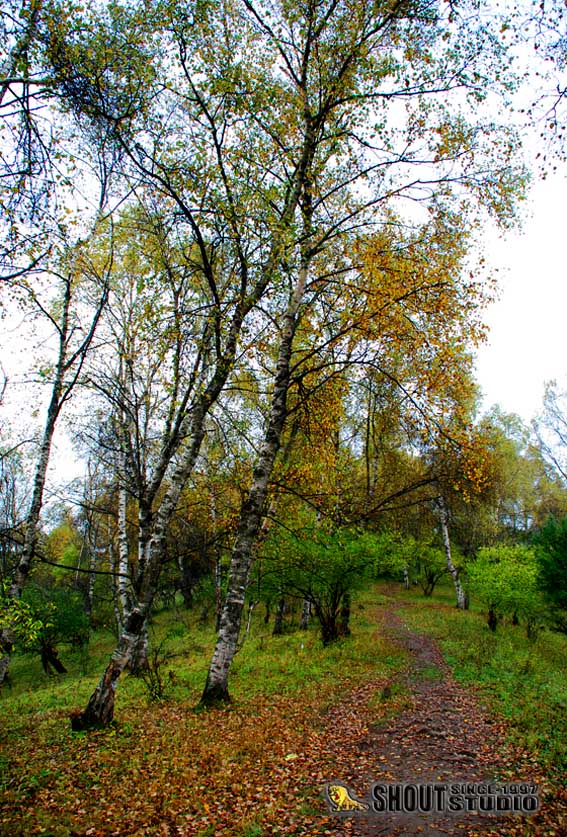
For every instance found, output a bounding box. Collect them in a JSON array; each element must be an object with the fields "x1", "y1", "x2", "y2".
[{"x1": 2, "y1": 582, "x2": 567, "y2": 837}]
